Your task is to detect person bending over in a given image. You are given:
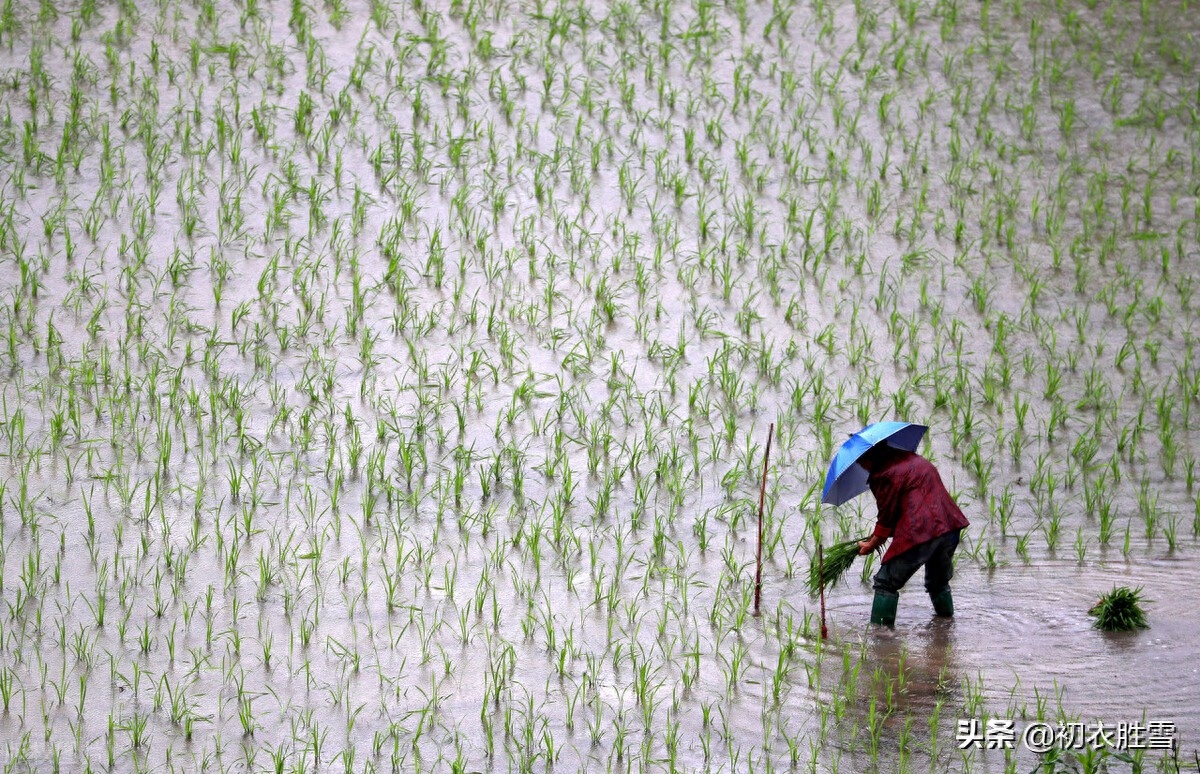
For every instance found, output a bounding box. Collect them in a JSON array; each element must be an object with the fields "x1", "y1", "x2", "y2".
[{"x1": 856, "y1": 443, "x2": 969, "y2": 626}]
